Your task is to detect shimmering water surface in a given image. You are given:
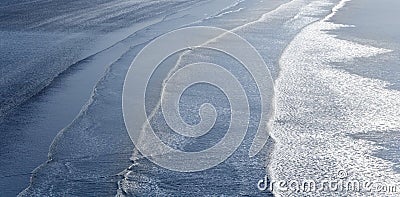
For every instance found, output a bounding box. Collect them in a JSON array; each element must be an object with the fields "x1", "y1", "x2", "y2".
[{"x1": 0, "y1": 0, "x2": 399, "y2": 196}]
